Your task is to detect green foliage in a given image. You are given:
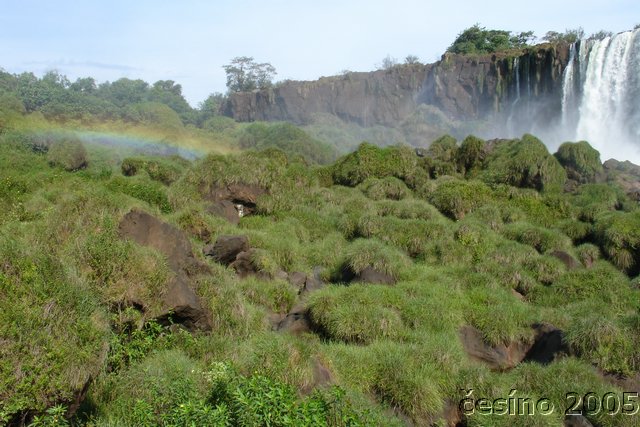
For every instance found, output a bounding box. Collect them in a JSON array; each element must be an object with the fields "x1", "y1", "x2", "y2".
[
  {"x1": 428, "y1": 178, "x2": 493, "y2": 220},
  {"x1": 46, "y1": 136, "x2": 88, "y2": 171},
  {"x1": 542, "y1": 27, "x2": 585, "y2": 44},
  {"x1": 358, "y1": 176, "x2": 410, "y2": 201},
  {"x1": 342, "y1": 238, "x2": 411, "y2": 280},
  {"x1": 120, "y1": 155, "x2": 189, "y2": 185},
  {"x1": 107, "y1": 175, "x2": 172, "y2": 213},
  {"x1": 447, "y1": 24, "x2": 535, "y2": 54},
  {"x1": 482, "y1": 134, "x2": 567, "y2": 191},
  {"x1": 238, "y1": 122, "x2": 338, "y2": 164},
  {"x1": 593, "y1": 210, "x2": 640, "y2": 273},
  {"x1": 502, "y1": 221, "x2": 572, "y2": 253},
  {"x1": 457, "y1": 135, "x2": 486, "y2": 176},
  {"x1": 223, "y1": 56, "x2": 277, "y2": 93},
  {"x1": 331, "y1": 143, "x2": 418, "y2": 187},
  {"x1": 554, "y1": 140, "x2": 603, "y2": 183}
]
